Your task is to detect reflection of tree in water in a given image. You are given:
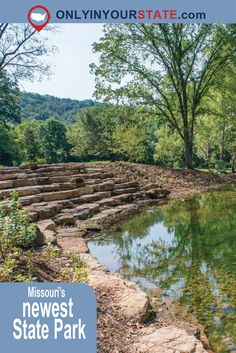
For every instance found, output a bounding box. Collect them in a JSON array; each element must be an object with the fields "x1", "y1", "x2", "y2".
[{"x1": 97, "y1": 188, "x2": 236, "y2": 353}]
